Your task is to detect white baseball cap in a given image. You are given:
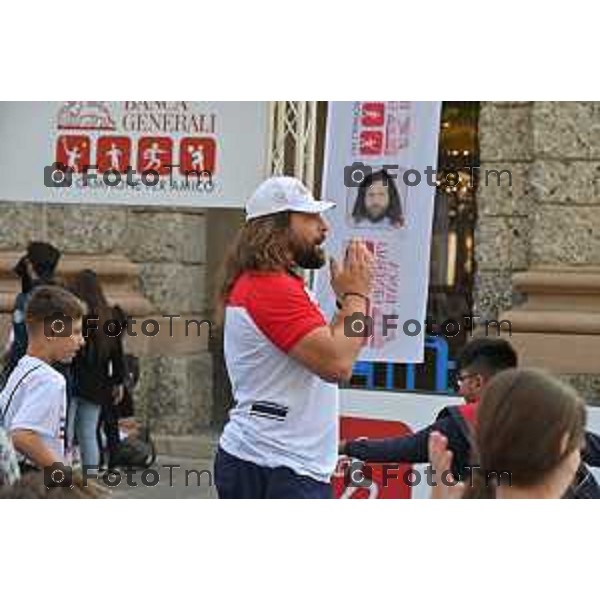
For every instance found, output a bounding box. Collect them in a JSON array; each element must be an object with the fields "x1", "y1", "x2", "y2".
[{"x1": 245, "y1": 176, "x2": 335, "y2": 221}]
